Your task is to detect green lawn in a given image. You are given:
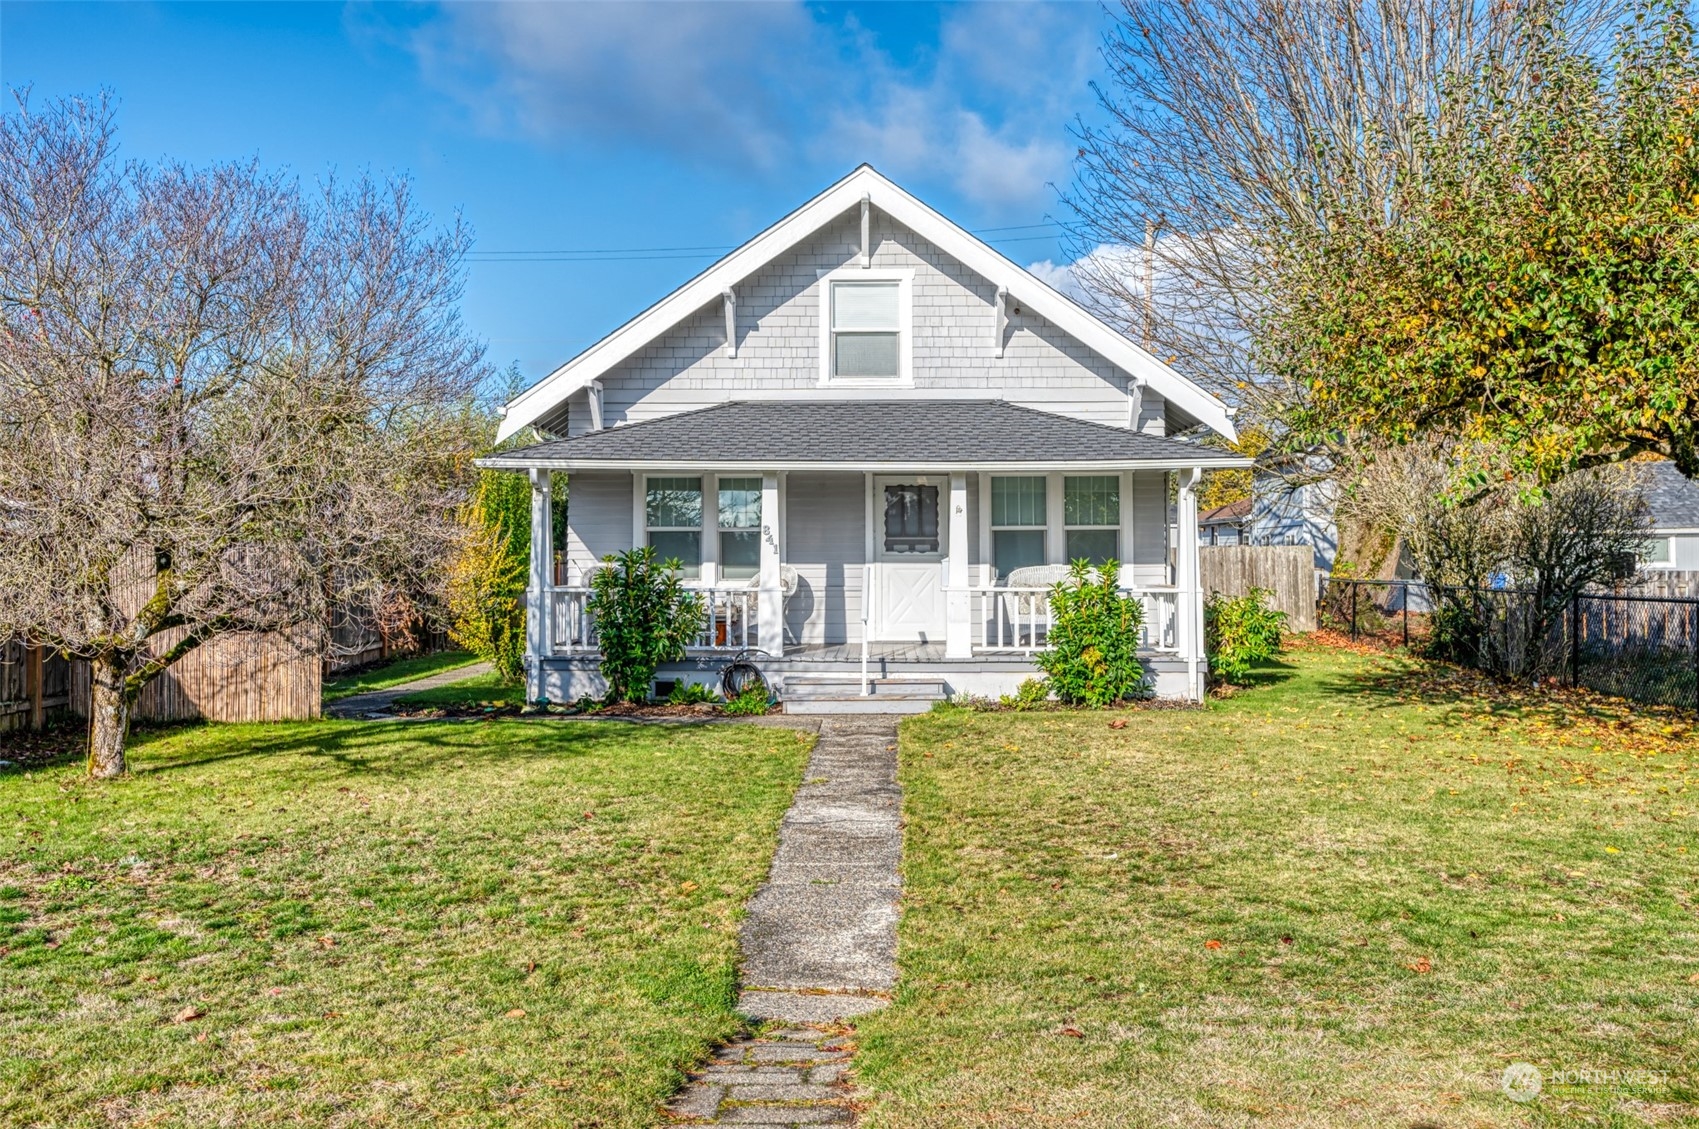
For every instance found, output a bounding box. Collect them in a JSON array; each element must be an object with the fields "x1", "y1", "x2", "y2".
[
  {"x1": 321, "y1": 650, "x2": 481, "y2": 701},
  {"x1": 393, "y1": 671, "x2": 527, "y2": 711},
  {"x1": 857, "y1": 644, "x2": 1699, "y2": 1128},
  {"x1": 0, "y1": 717, "x2": 812, "y2": 1127}
]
